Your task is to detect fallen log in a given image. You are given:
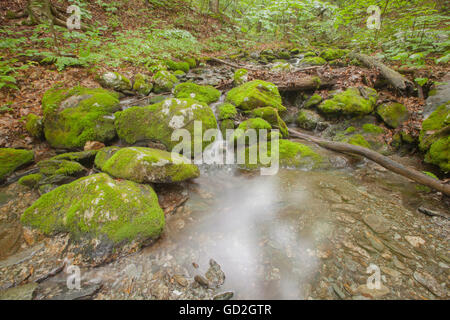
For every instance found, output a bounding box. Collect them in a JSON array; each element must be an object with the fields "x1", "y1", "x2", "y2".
[
  {"x1": 288, "y1": 128, "x2": 450, "y2": 196},
  {"x1": 349, "y1": 52, "x2": 415, "y2": 95}
]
